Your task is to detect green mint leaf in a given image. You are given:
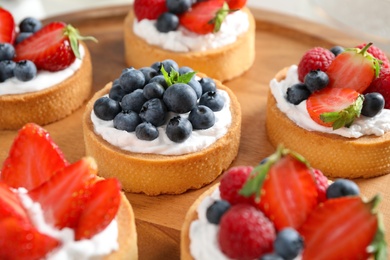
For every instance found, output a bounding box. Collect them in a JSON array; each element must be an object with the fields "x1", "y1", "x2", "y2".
[
  {"x1": 177, "y1": 71, "x2": 197, "y2": 84},
  {"x1": 161, "y1": 65, "x2": 196, "y2": 87},
  {"x1": 161, "y1": 65, "x2": 173, "y2": 87}
]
